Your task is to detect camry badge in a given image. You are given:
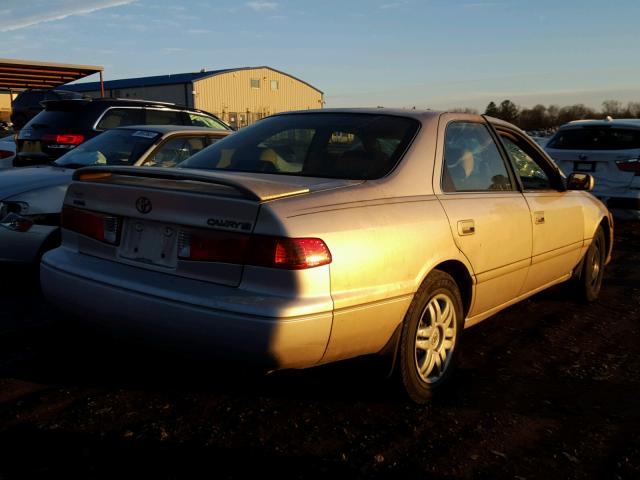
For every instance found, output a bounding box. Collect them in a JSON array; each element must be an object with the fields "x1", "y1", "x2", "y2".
[{"x1": 136, "y1": 197, "x2": 152, "y2": 214}]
